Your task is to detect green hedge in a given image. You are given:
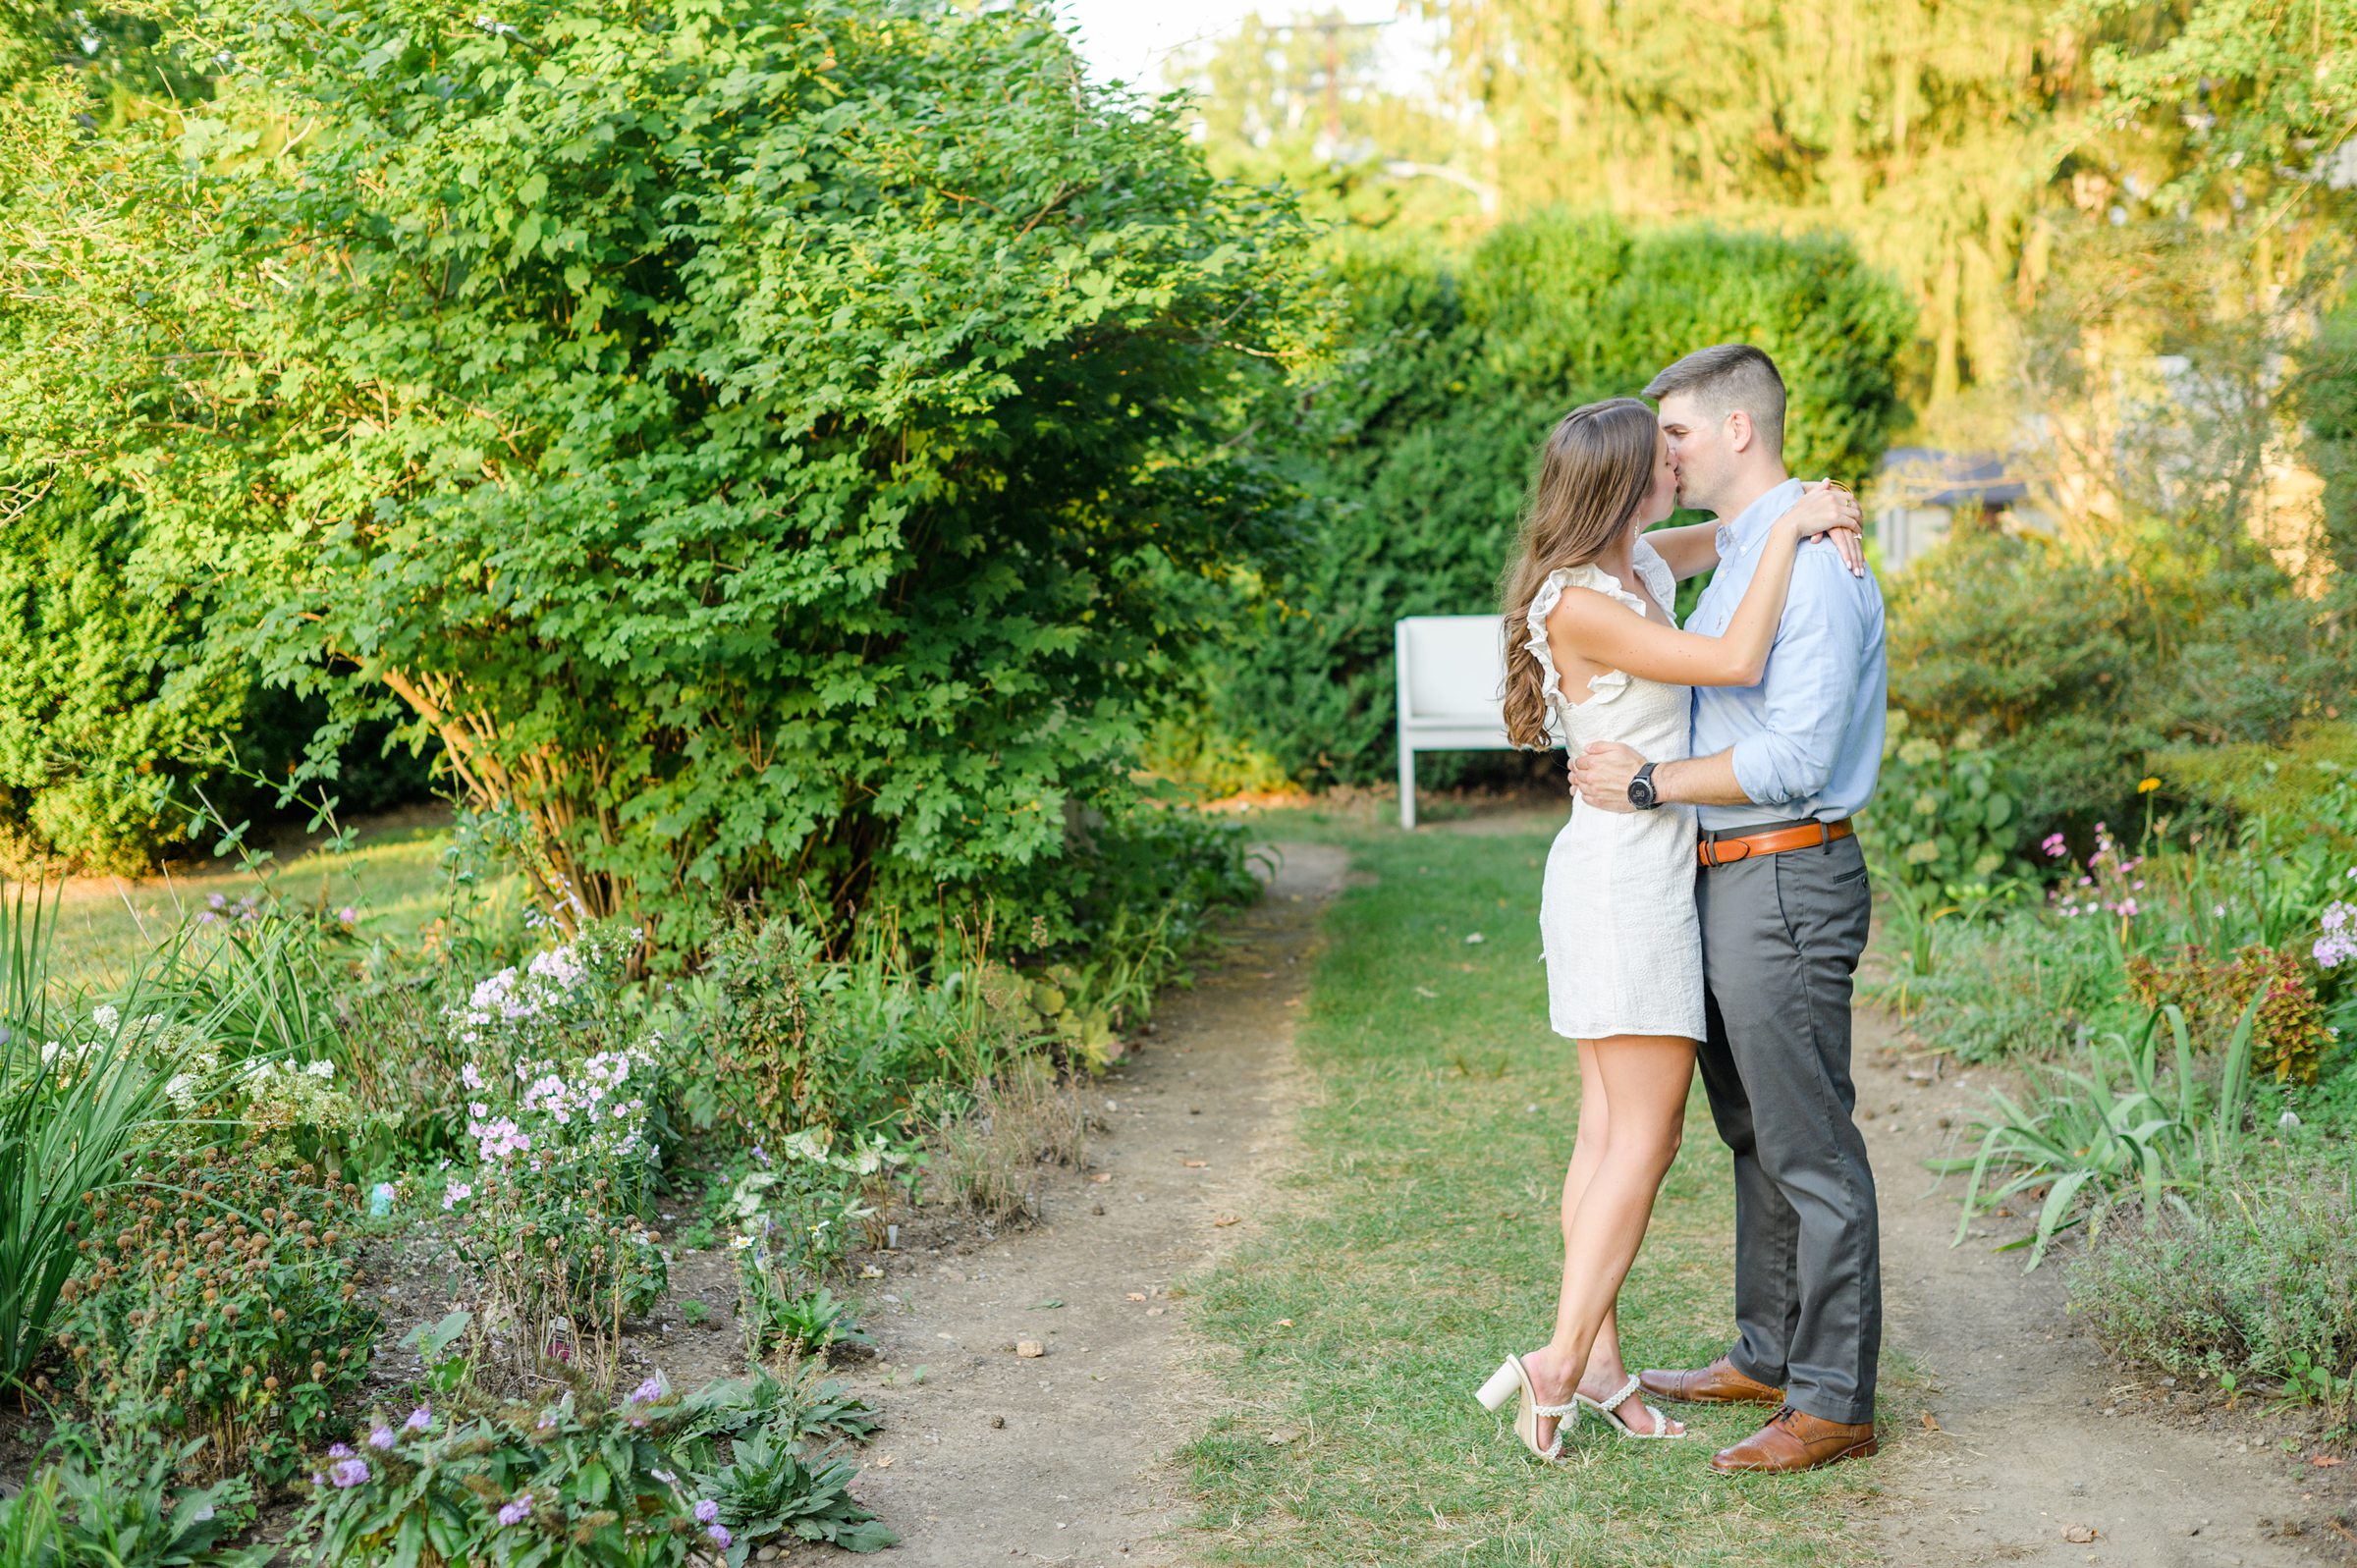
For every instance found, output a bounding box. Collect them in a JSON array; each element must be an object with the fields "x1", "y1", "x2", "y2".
[
  {"x1": 1886, "y1": 526, "x2": 2345, "y2": 847},
  {"x1": 0, "y1": 479, "x2": 432, "y2": 874},
  {"x1": 1197, "y1": 210, "x2": 1914, "y2": 786}
]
